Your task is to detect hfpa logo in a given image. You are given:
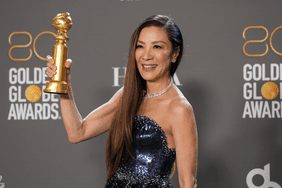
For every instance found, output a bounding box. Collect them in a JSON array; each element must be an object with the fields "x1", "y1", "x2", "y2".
[
  {"x1": 0, "y1": 176, "x2": 5, "y2": 188},
  {"x1": 246, "y1": 164, "x2": 280, "y2": 188}
]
